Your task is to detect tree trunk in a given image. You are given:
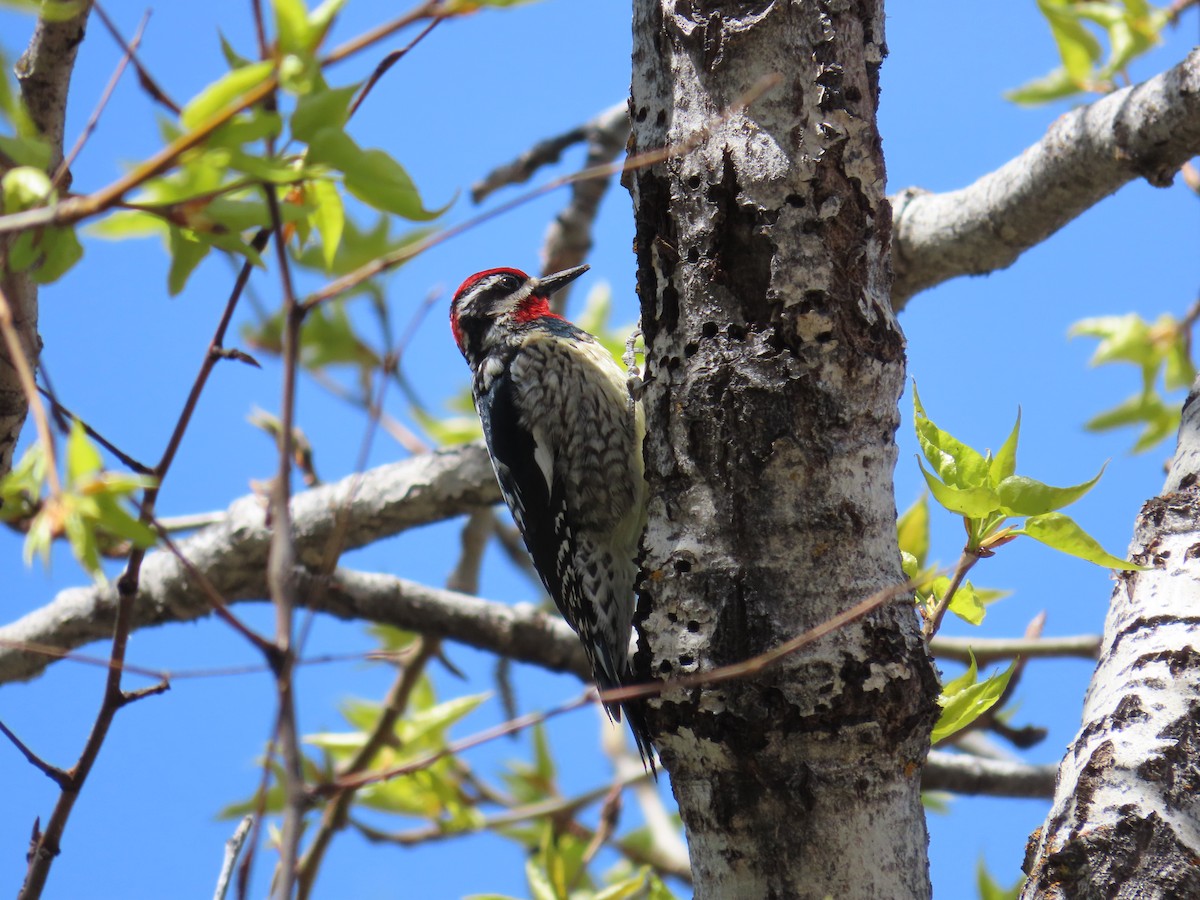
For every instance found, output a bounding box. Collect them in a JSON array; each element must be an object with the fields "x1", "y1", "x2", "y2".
[
  {"x1": 1021, "y1": 380, "x2": 1200, "y2": 898},
  {"x1": 627, "y1": 2, "x2": 938, "y2": 897}
]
